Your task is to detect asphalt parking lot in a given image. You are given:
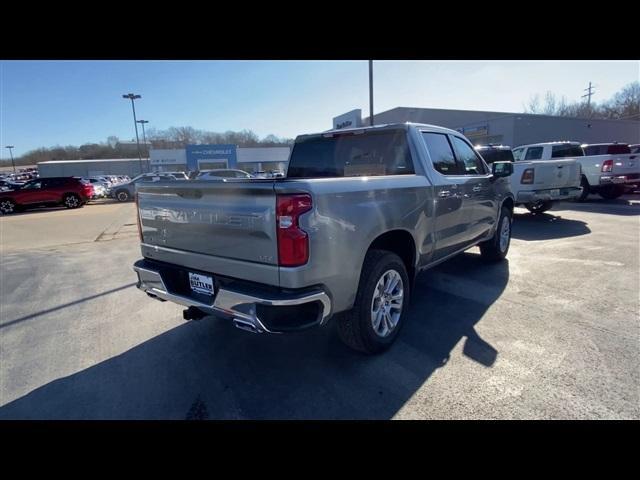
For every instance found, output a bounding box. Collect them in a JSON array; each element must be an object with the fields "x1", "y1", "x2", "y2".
[{"x1": 1, "y1": 195, "x2": 638, "y2": 419}]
